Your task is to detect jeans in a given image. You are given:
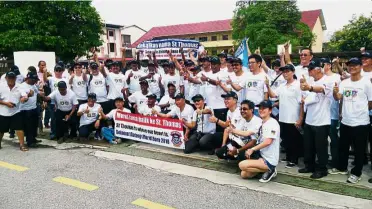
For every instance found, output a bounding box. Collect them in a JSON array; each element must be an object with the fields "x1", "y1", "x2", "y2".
[
  {"x1": 101, "y1": 127, "x2": 115, "y2": 143},
  {"x1": 329, "y1": 119, "x2": 340, "y2": 168},
  {"x1": 47, "y1": 103, "x2": 56, "y2": 138},
  {"x1": 338, "y1": 123, "x2": 369, "y2": 177},
  {"x1": 79, "y1": 123, "x2": 98, "y2": 138}
]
